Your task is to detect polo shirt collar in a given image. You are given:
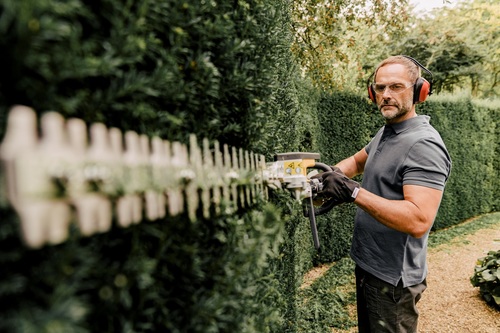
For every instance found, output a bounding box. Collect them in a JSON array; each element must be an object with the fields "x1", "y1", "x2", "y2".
[{"x1": 385, "y1": 115, "x2": 430, "y2": 134}]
